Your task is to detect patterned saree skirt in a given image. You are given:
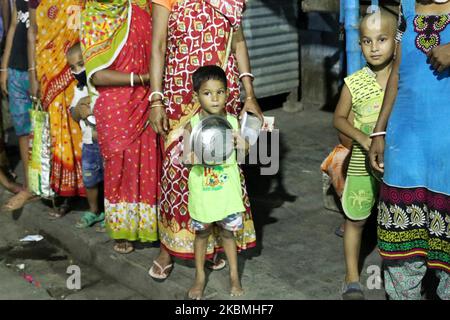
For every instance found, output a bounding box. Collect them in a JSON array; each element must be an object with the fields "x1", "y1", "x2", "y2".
[{"x1": 378, "y1": 183, "x2": 450, "y2": 273}]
